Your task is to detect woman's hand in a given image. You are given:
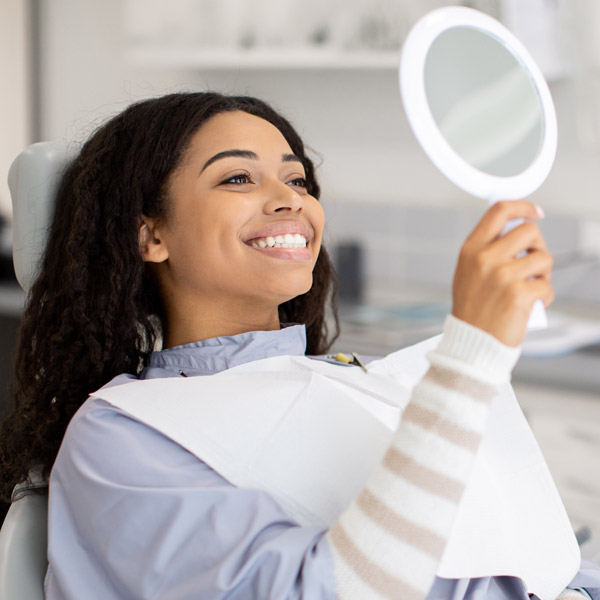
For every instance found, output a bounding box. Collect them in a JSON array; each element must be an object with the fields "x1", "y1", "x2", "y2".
[{"x1": 452, "y1": 200, "x2": 555, "y2": 347}]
